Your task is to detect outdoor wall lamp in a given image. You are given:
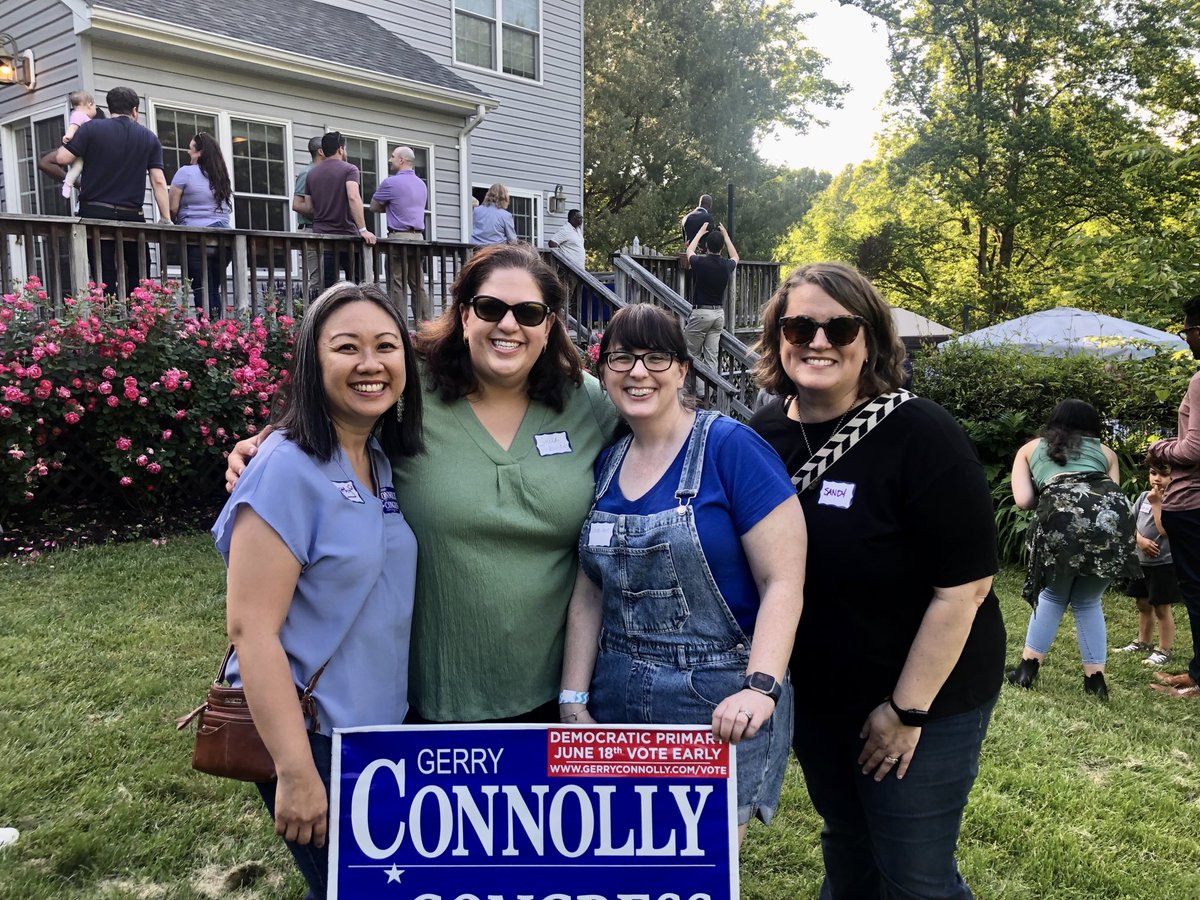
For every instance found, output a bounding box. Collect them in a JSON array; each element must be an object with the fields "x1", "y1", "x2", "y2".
[
  {"x1": 0, "y1": 34, "x2": 35, "y2": 89},
  {"x1": 547, "y1": 184, "x2": 567, "y2": 214}
]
